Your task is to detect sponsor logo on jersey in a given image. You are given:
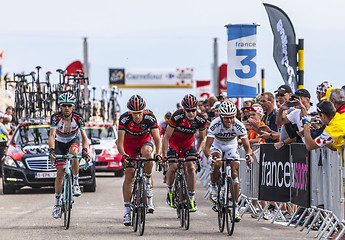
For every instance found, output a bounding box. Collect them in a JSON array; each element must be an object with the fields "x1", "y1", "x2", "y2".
[
  {"x1": 210, "y1": 121, "x2": 221, "y2": 132},
  {"x1": 144, "y1": 114, "x2": 155, "y2": 122},
  {"x1": 174, "y1": 114, "x2": 184, "y2": 122},
  {"x1": 121, "y1": 116, "x2": 130, "y2": 125},
  {"x1": 233, "y1": 121, "x2": 246, "y2": 133}
]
